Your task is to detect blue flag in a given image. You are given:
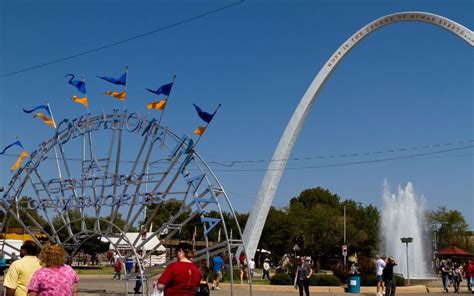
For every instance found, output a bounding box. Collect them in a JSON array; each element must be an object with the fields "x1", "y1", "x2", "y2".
[
  {"x1": 146, "y1": 82, "x2": 173, "y2": 97},
  {"x1": 23, "y1": 104, "x2": 51, "y2": 116},
  {"x1": 193, "y1": 104, "x2": 214, "y2": 123},
  {"x1": 98, "y1": 72, "x2": 127, "y2": 85},
  {"x1": 65, "y1": 74, "x2": 86, "y2": 94},
  {"x1": 0, "y1": 140, "x2": 25, "y2": 155}
]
